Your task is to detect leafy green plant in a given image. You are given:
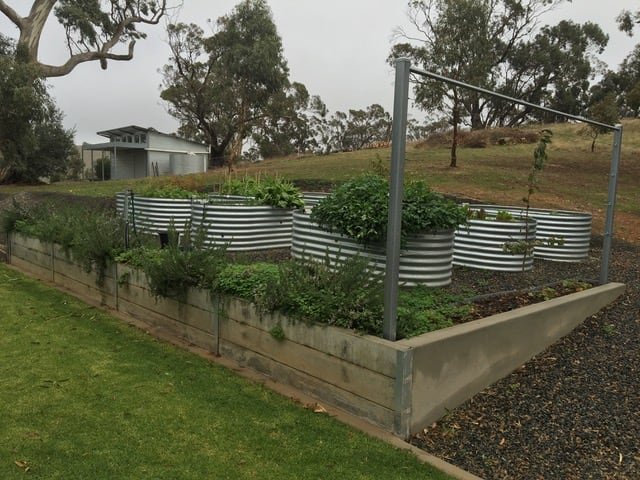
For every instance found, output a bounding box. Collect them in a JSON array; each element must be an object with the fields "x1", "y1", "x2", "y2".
[
  {"x1": 5, "y1": 200, "x2": 126, "y2": 284},
  {"x1": 136, "y1": 183, "x2": 198, "y2": 199},
  {"x1": 257, "y1": 255, "x2": 385, "y2": 335},
  {"x1": 397, "y1": 286, "x2": 472, "y2": 338},
  {"x1": 495, "y1": 210, "x2": 514, "y2": 222},
  {"x1": 219, "y1": 174, "x2": 303, "y2": 209},
  {"x1": 130, "y1": 224, "x2": 227, "y2": 301},
  {"x1": 215, "y1": 263, "x2": 279, "y2": 300},
  {"x1": 269, "y1": 324, "x2": 286, "y2": 341},
  {"x1": 311, "y1": 173, "x2": 466, "y2": 245},
  {"x1": 253, "y1": 176, "x2": 304, "y2": 209}
]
